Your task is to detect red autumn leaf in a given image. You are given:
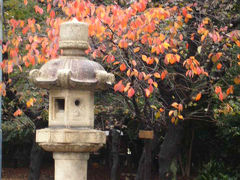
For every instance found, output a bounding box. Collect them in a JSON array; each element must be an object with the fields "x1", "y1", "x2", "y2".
[
  {"x1": 120, "y1": 63, "x2": 126, "y2": 71},
  {"x1": 47, "y1": 3, "x2": 51, "y2": 13},
  {"x1": 179, "y1": 34, "x2": 183, "y2": 41},
  {"x1": 161, "y1": 70, "x2": 168, "y2": 80},
  {"x1": 178, "y1": 104, "x2": 183, "y2": 112},
  {"x1": 22, "y1": 27, "x2": 29, "y2": 35},
  {"x1": 182, "y1": 7, "x2": 187, "y2": 16},
  {"x1": 50, "y1": 10, "x2": 55, "y2": 18},
  {"x1": 24, "y1": 0, "x2": 28, "y2": 5},
  {"x1": 114, "y1": 80, "x2": 124, "y2": 92},
  {"x1": 128, "y1": 87, "x2": 135, "y2": 98}
]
